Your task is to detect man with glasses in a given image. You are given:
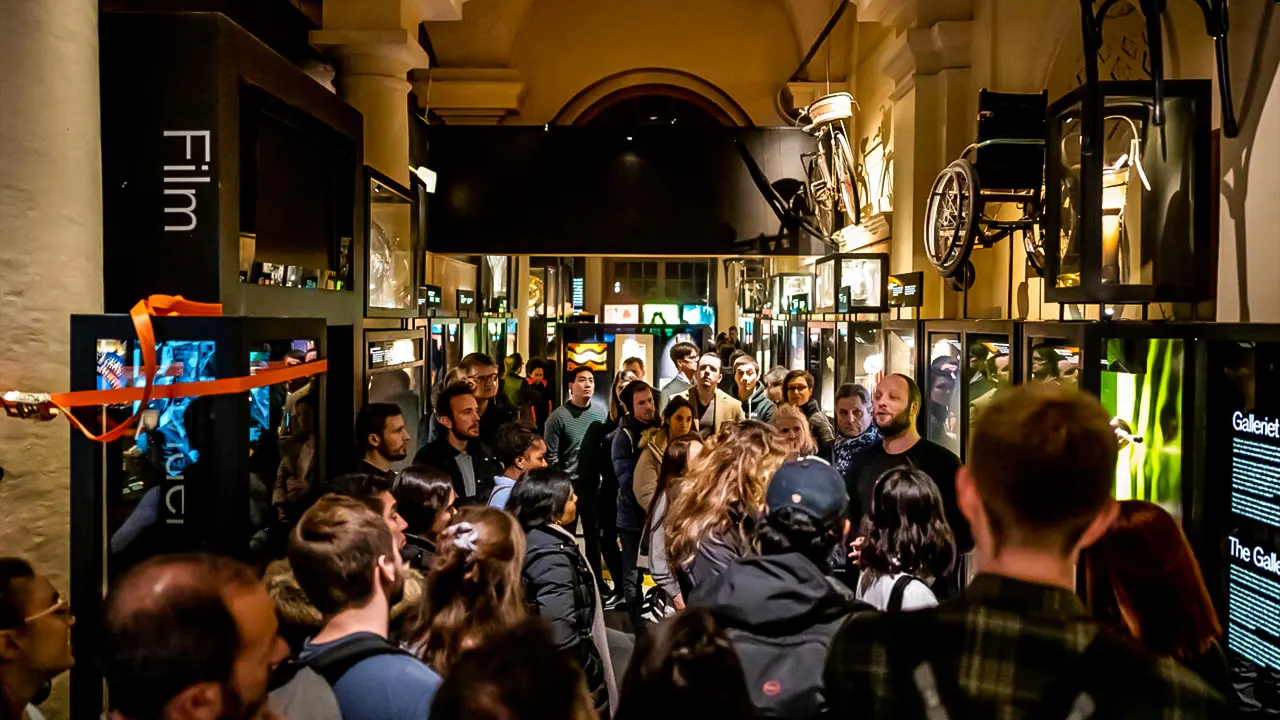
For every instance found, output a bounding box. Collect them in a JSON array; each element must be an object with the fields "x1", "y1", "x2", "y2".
[
  {"x1": 459, "y1": 353, "x2": 517, "y2": 448},
  {"x1": 1, "y1": 558, "x2": 74, "y2": 720}
]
